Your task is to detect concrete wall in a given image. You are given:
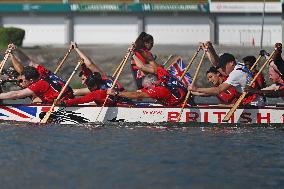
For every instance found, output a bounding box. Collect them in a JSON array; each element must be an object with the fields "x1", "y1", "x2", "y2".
[{"x1": 0, "y1": 12, "x2": 282, "y2": 46}]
